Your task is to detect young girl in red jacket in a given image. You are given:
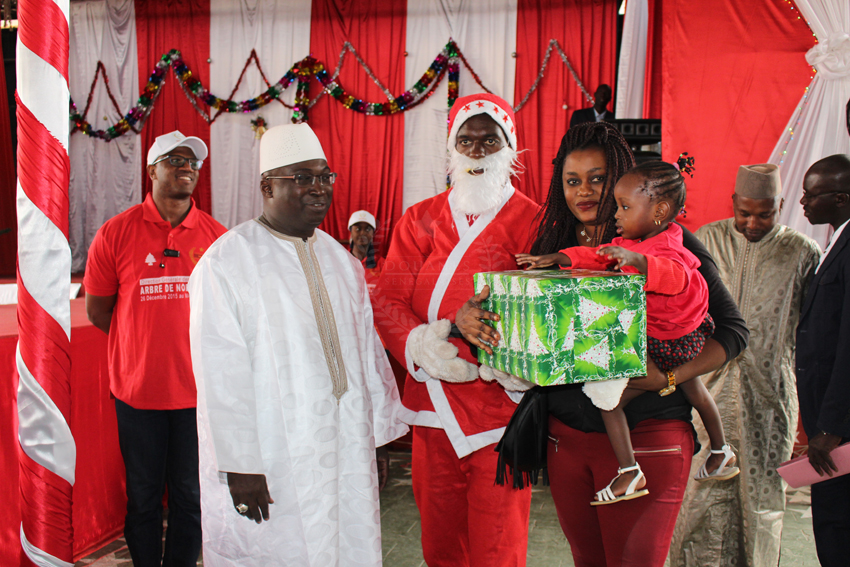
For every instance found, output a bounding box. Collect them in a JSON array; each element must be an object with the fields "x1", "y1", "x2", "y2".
[{"x1": 518, "y1": 160, "x2": 739, "y2": 504}]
